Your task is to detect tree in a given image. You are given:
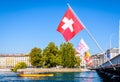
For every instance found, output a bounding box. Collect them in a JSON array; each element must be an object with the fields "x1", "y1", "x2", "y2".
[
  {"x1": 42, "y1": 42, "x2": 59, "y2": 68},
  {"x1": 12, "y1": 62, "x2": 27, "y2": 72},
  {"x1": 29, "y1": 47, "x2": 43, "y2": 67},
  {"x1": 75, "y1": 56, "x2": 82, "y2": 67},
  {"x1": 59, "y1": 42, "x2": 76, "y2": 68}
]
